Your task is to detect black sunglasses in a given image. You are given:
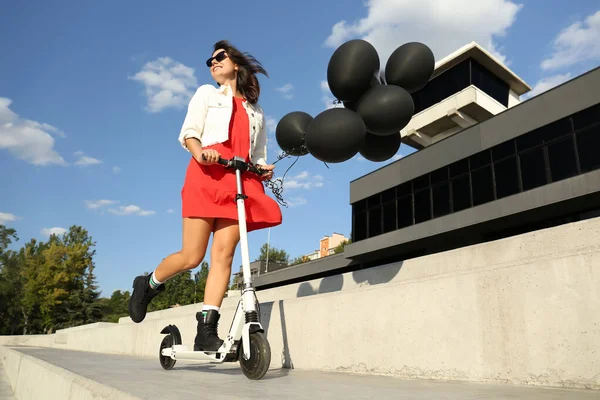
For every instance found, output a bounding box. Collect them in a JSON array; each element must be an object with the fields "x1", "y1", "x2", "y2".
[{"x1": 206, "y1": 51, "x2": 228, "y2": 67}]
